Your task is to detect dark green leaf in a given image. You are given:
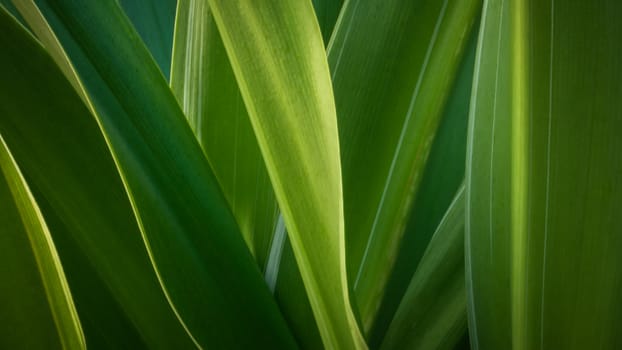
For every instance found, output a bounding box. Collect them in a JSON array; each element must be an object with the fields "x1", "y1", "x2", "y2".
[
  {"x1": 381, "y1": 186, "x2": 466, "y2": 350},
  {"x1": 328, "y1": 0, "x2": 480, "y2": 331},
  {"x1": 466, "y1": 0, "x2": 622, "y2": 348},
  {"x1": 0, "y1": 131, "x2": 84, "y2": 349}
]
